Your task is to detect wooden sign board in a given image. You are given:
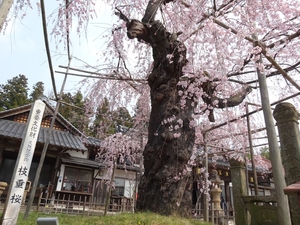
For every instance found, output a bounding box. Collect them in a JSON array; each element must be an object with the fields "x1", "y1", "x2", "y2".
[{"x1": 0, "y1": 100, "x2": 45, "y2": 225}]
